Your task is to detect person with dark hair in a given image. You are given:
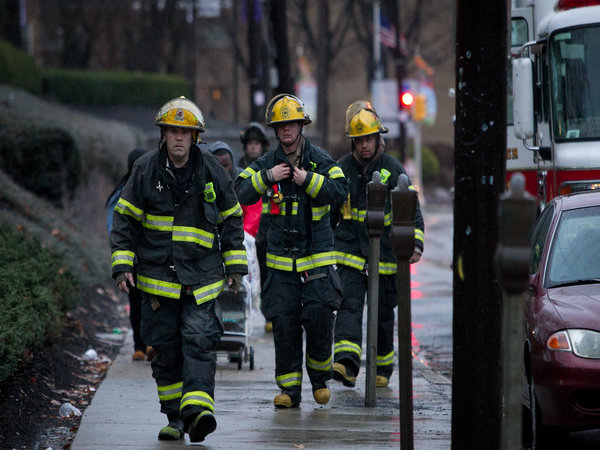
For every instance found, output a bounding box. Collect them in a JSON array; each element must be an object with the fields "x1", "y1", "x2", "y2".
[
  {"x1": 105, "y1": 148, "x2": 154, "y2": 362},
  {"x1": 239, "y1": 121, "x2": 269, "y2": 168}
]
